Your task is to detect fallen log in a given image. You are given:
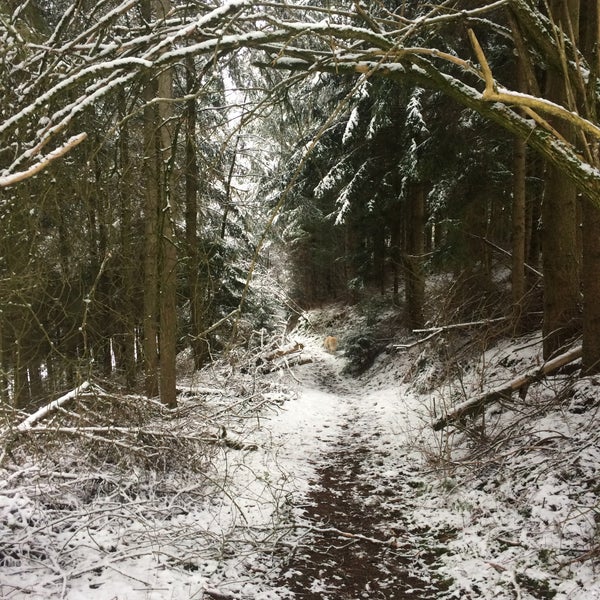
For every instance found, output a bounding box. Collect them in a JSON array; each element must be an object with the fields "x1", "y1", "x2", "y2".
[
  {"x1": 392, "y1": 317, "x2": 509, "y2": 351},
  {"x1": 17, "y1": 381, "x2": 91, "y2": 431},
  {"x1": 433, "y1": 345, "x2": 582, "y2": 431},
  {"x1": 260, "y1": 355, "x2": 313, "y2": 374},
  {"x1": 261, "y1": 341, "x2": 304, "y2": 362}
]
